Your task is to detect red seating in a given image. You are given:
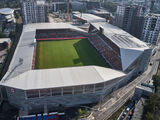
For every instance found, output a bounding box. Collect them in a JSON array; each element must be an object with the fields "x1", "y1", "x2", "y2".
[
  {"x1": 36, "y1": 29, "x2": 87, "y2": 39},
  {"x1": 89, "y1": 34, "x2": 122, "y2": 70}
]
